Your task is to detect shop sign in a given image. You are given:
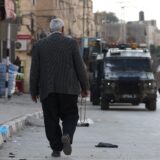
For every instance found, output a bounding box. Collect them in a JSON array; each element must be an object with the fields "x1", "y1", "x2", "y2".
[{"x1": 16, "y1": 34, "x2": 32, "y2": 40}]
